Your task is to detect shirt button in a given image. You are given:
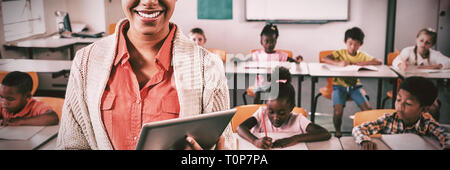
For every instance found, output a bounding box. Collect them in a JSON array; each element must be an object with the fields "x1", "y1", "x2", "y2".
[
  {"x1": 134, "y1": 136, "x2": 138, "y2": 140},
  {"x1": 136, "y1": 99, "x2": 141, "y2": 104}
]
